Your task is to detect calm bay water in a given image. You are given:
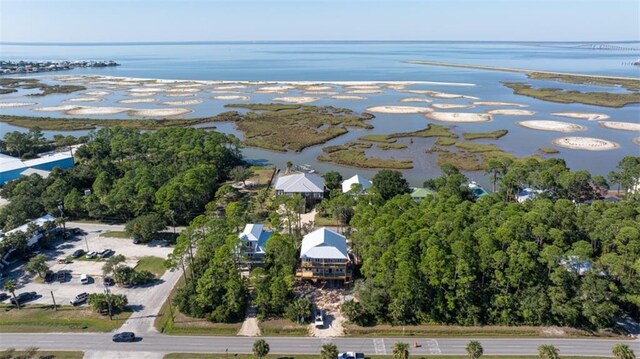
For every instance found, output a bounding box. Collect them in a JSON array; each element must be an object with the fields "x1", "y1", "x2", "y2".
[{"x1": 1, "y1": 41, "x2": 639, "y2": 186}]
